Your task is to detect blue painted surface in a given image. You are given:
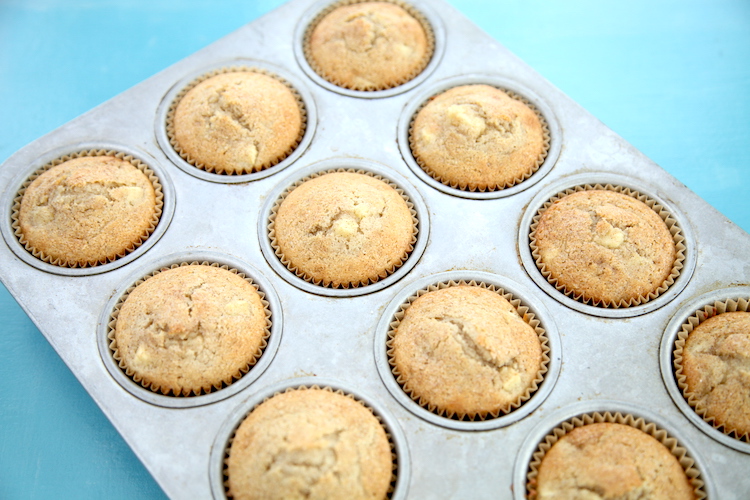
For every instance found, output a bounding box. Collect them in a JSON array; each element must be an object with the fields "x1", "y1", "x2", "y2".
[{"x1": 0, "y1": 1, "x2": 748, "y2": 498}]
